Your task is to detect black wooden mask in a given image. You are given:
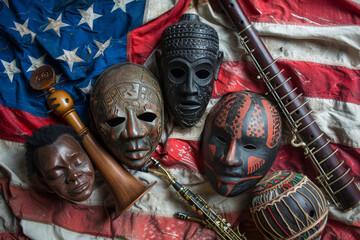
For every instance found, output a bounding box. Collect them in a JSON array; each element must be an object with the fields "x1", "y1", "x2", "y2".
[
  {"x1": 90, "y1": 63, "x2": 164, "y2": 170},
  {"x1": 201, "y1": 91, "x2": 282, "y2": 196},
  {"x1": 157, "y1": 13, "x2": 223, "y2": 127}
]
